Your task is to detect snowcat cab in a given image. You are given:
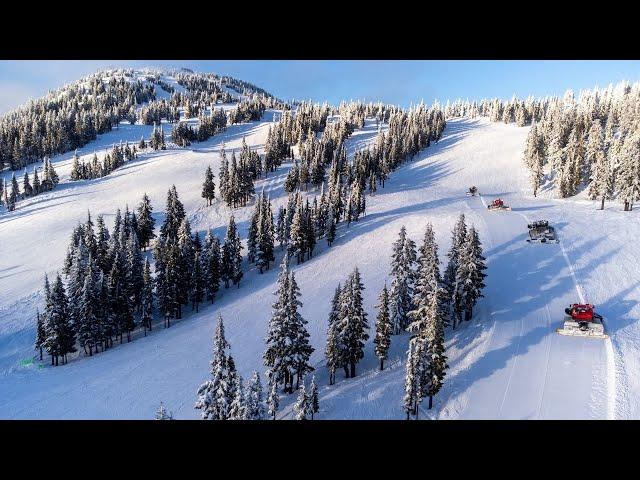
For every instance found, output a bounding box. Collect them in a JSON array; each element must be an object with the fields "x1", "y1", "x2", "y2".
[
  {"x1": 467, "y1": 186, "x2": 478, "y2": 196},
  {"x1": 556, "y1": 303, "x2": 607, "y2": 339},
  {"x1": 526, "y1": 220, "x2": 558, "y2": 244},
  {"x1": 487, "y1": 198, "x2": 511, "y2": 211}
]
